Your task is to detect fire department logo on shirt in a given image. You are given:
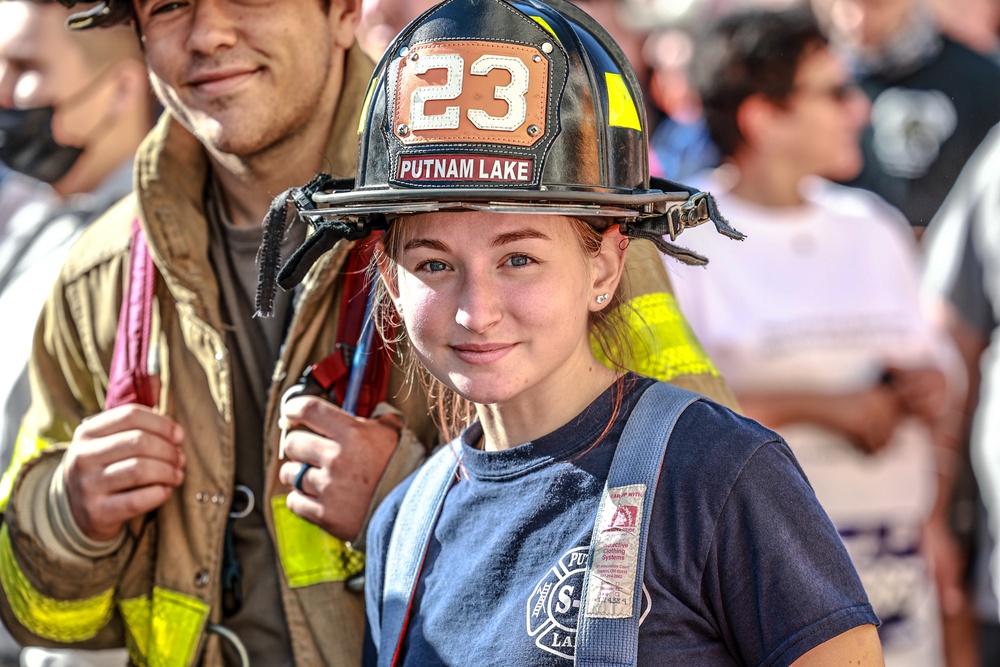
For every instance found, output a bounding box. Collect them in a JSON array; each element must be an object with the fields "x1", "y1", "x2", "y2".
[
  {"x1": 527, "y1": 547, "x2": 589, "y2": 660},
  {"x1": 526, "y1": 546, "x2": 651, "y2": 661}
]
